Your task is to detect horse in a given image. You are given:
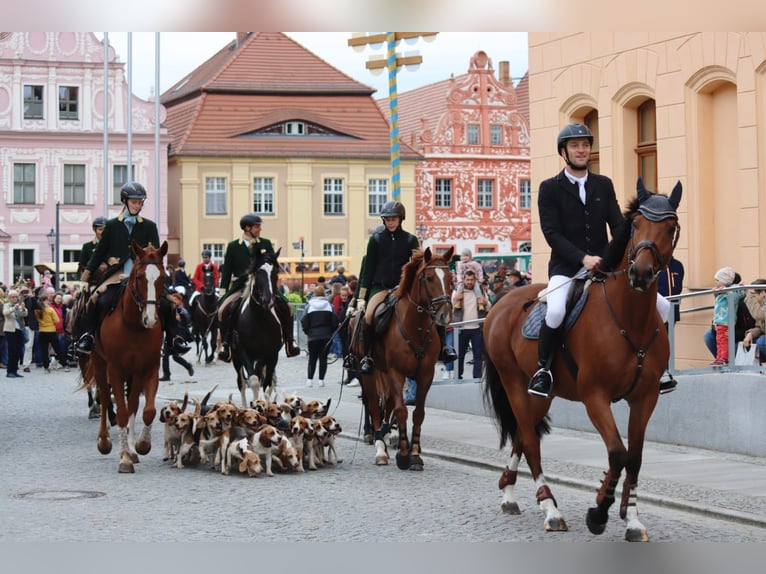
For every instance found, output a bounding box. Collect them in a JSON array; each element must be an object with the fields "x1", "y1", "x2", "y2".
[
  {"x1": 85, "y1": 240, "x2": 168, "y2": 473},
  {"x1": 230, "y1": 247, "x2": 283, "y2": 407},
  {"x1": 191, "y1": 267, "x2": 219, "y2": 364},
  {"x1": 350, "y1": 246, "x2": 454, "y2": 470},
  {"x1": 482, "y1": 179, "x2": 682, "y2": 541}
]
